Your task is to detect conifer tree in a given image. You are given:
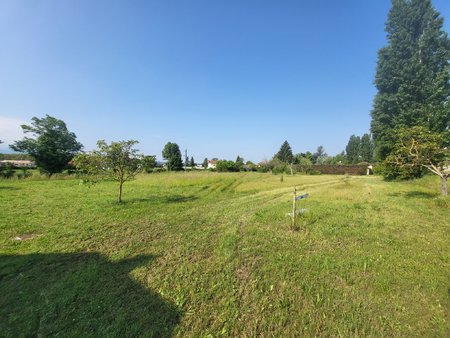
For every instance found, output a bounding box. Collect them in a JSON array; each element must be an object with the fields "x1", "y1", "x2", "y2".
[
  {"x1": 371, "y1": 0, "x2": 450, "y2": 160},
  {"x1": 202, "y1": 158, "x2": 208, "y2": 169},
  {"x1": 274, "y1": 141, "x2": 293, "y2": 163},
  {"x1": 235, "y1": 155, "x2": 244, "y2": 170}
]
